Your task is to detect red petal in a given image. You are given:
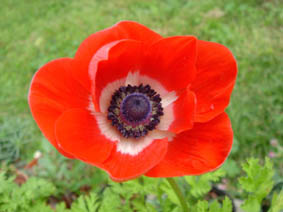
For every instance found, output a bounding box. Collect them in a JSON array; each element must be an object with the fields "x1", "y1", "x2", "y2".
[
  {"x1": 169, "y1": 89, "x2": 196, "y2": 133},
  {"x1": 73, "y1": 21, "x2": 162, "y2": 91},
  {"x1": 145, "y1": 113, "x2": 233, "y2": 177},
  {"x1": 191, "y1": 40, "x2": 237, "y2": 122},
  {"x1": 92, "y1": 40, "x2": 143, "y2": 111},
  {"x1": 55, "y1": 109, "x2": 114, "y2": 164},
  {"x1": 28, "y1": 58, "x2": 89, "y2": 158},
  {"x1": 141, "y1": 36, "x2": 197, "y2": 91},
  {"x1": 102, "y1": 139, "x2": 168, "y2": 182}
]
